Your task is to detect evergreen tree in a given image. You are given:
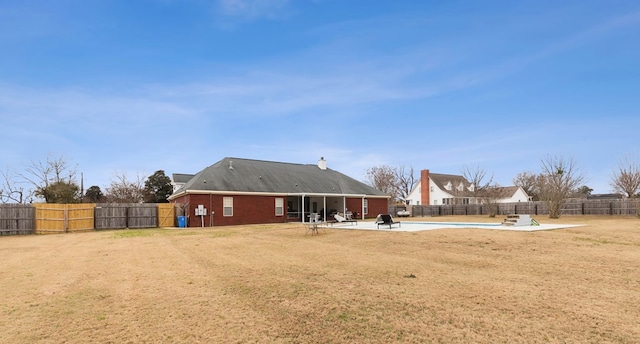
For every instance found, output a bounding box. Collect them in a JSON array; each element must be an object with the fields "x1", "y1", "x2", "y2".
[
  {"x1": 85, "y1": 185, "x2": 105, "y2": 203},
  {"x1": 144, "y1": 170, "x2": 173, "y2": 203}
]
